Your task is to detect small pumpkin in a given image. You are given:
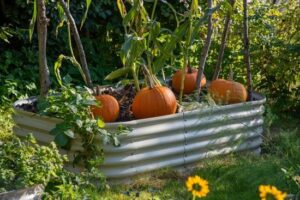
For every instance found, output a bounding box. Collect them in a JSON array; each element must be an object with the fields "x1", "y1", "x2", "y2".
[
  {"x1": 208, "y1": 79, "x2": 248, "y2": 104},
  {"x1": 91, "y1": 95, "x2": 119, "y2": 122},
  {"x1": 132, "y1": 86, "x2": 177, "y2": 119},
  {"x1": 172, "y1": 66, "x2": 206, "y2": 94}
]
